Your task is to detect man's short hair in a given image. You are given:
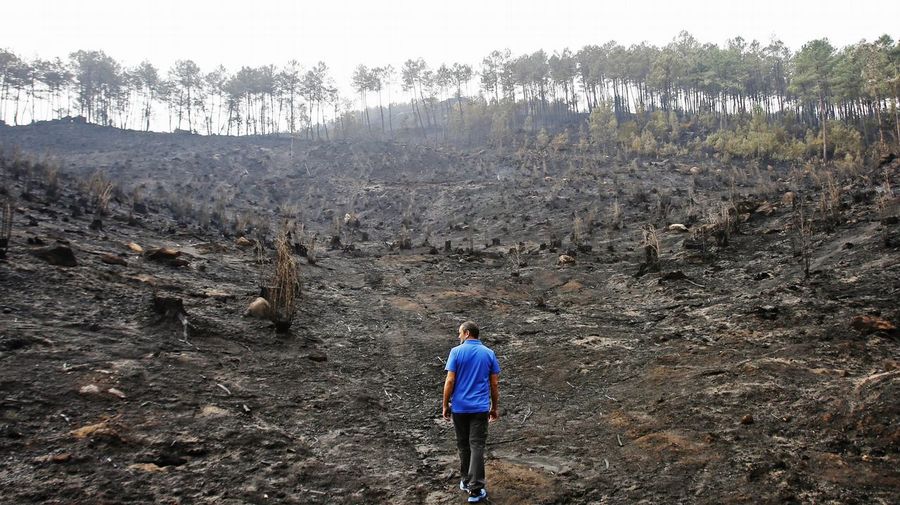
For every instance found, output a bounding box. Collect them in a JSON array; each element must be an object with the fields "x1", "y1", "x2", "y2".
[{"x1": 460, "y1": 321, "x2": 479, "y2": 339}]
